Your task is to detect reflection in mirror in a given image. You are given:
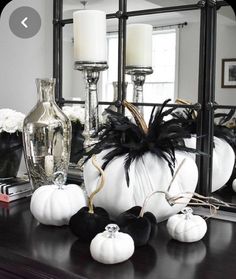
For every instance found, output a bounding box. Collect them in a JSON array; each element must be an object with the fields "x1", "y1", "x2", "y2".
[
  {"x1": 211, "y1": 5, "x2": 236, "y2": 206},
  {"x1": 212, "y1": 107, "x2": 236, "y2": 204},
  {"x1": 170, "y1": 104, "x2": 235, "y2": 194},
  {"x1": 62, "y1": 1, "x2": 236, "y2": 209},
  {"x1": 63, "y1": 0, "x2": 201, "y2": 122},
  {"x1": 215, "y1": 6, "x2": 236, "y2": 105}
]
